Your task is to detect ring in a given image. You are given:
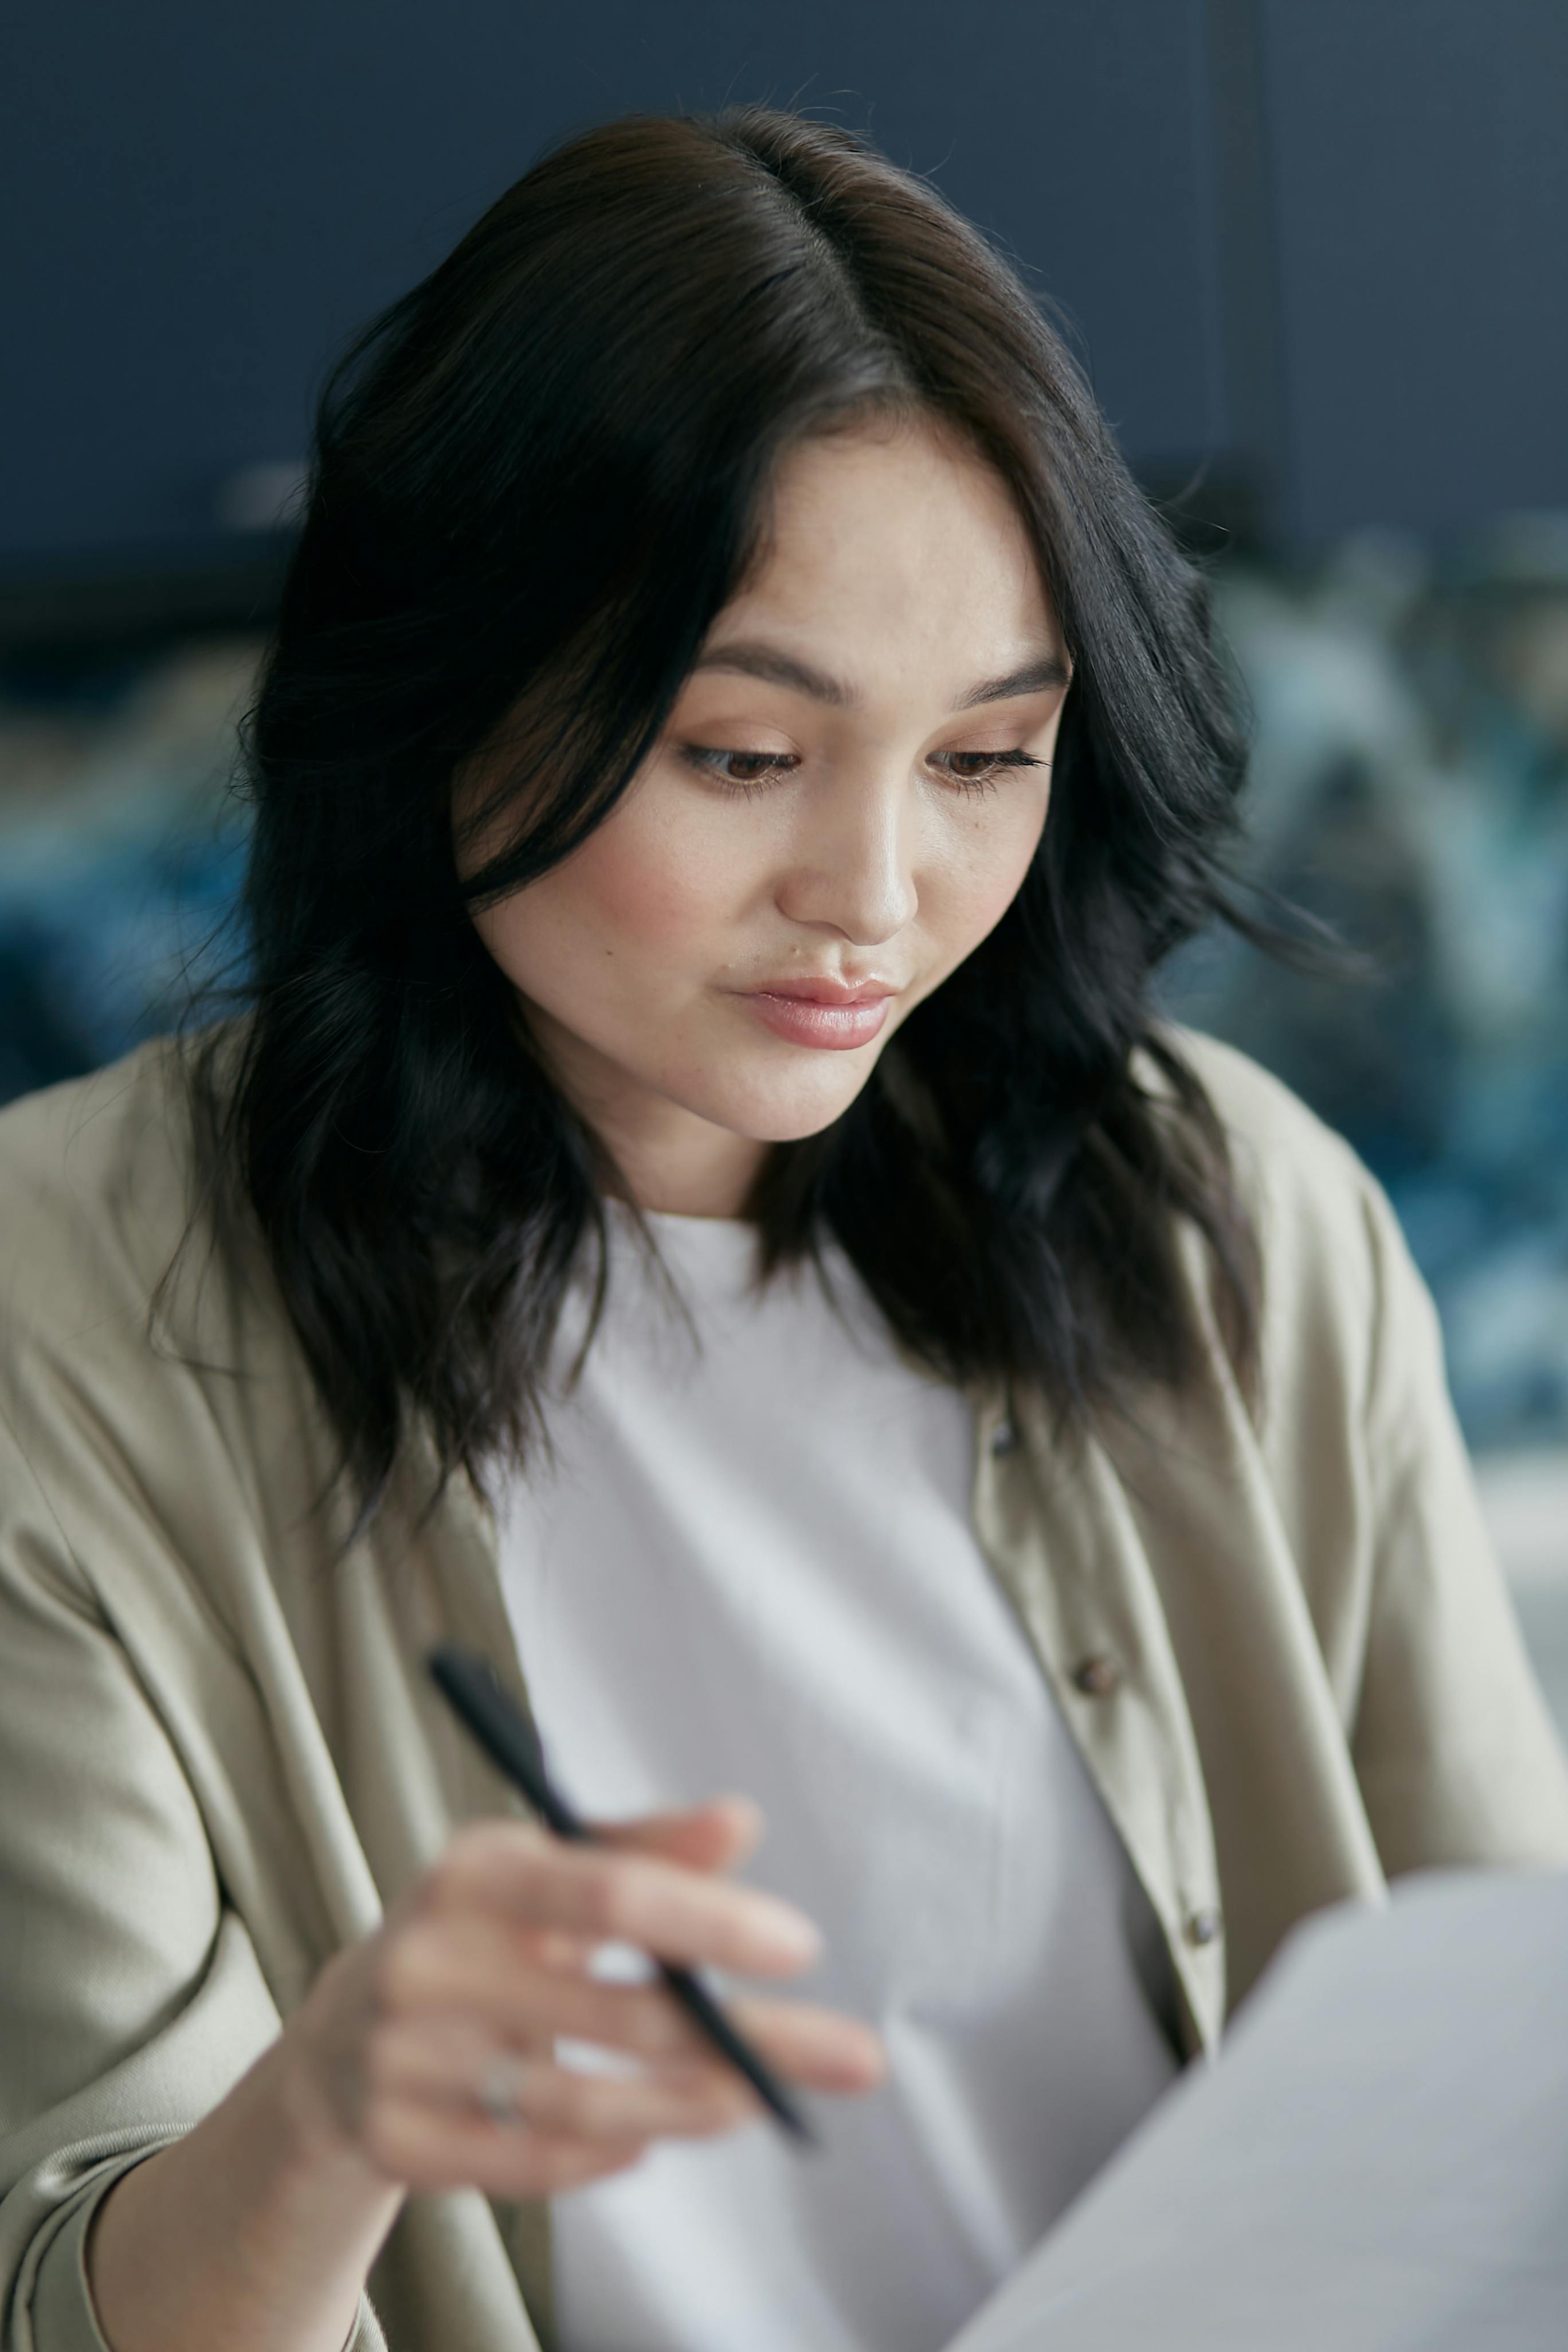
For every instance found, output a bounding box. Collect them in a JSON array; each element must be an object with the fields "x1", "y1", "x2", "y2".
[{"x1": 478, "y1": 2053, "x2": 530, "y2": 2129}]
